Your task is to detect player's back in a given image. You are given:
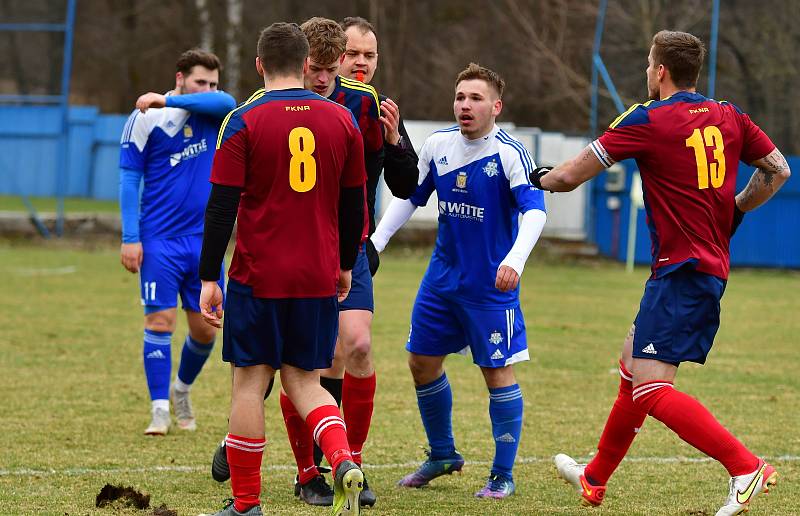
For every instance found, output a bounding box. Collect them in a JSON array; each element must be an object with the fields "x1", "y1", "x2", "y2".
[
  {"x1": 212, "y1": 88, "x2": 365, "y2": 298},
  {"x1": 595, "y1": 91, "x2": 774, "y2": 279}
]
